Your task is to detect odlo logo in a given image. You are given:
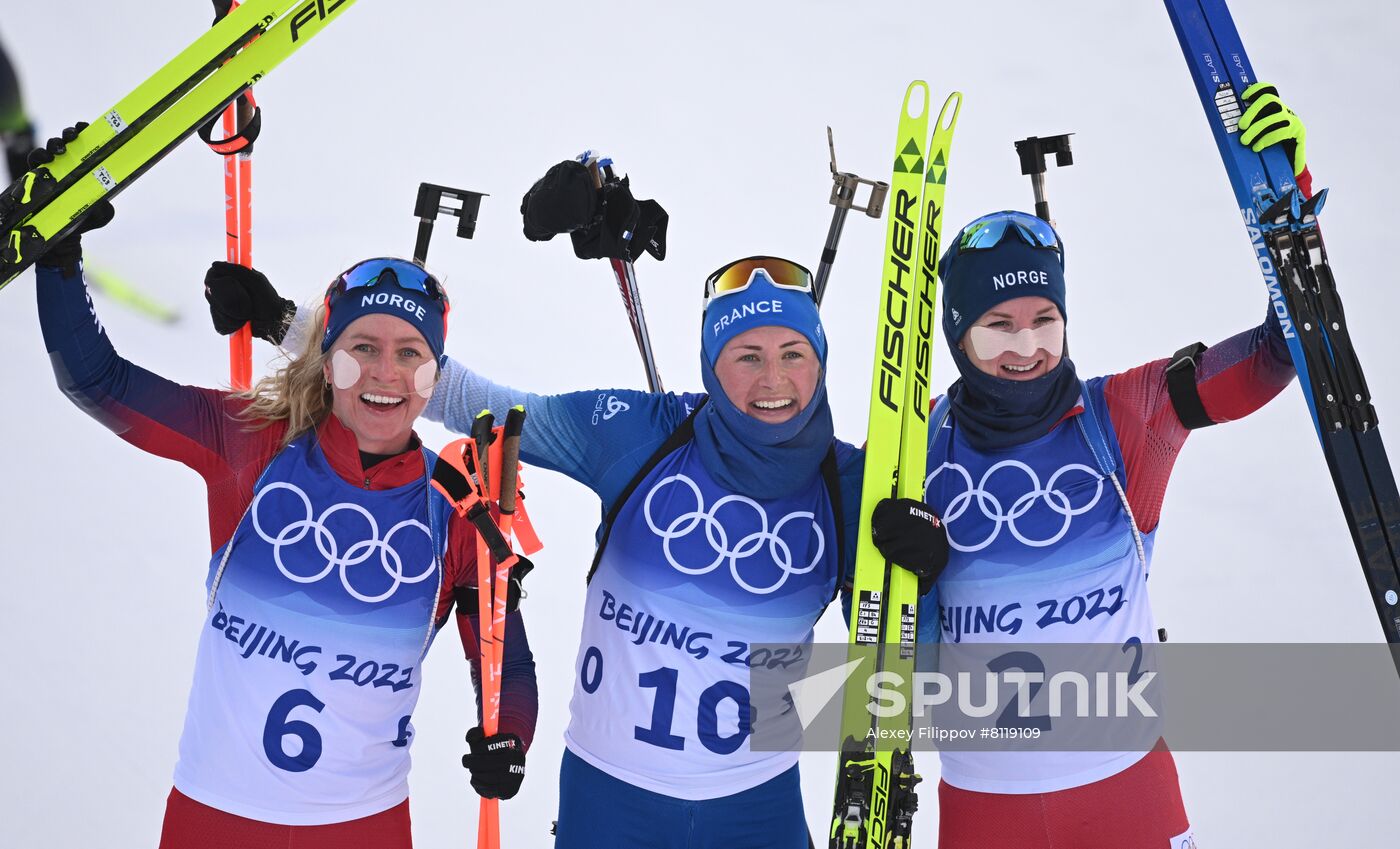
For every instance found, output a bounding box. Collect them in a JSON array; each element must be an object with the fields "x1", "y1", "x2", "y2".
[
  {"x1": 291, "y1": 0, "x2": 349, "y2": 42},
  {"x1": 591, "y1": 394, "x2": 630, "y2": 425}
]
